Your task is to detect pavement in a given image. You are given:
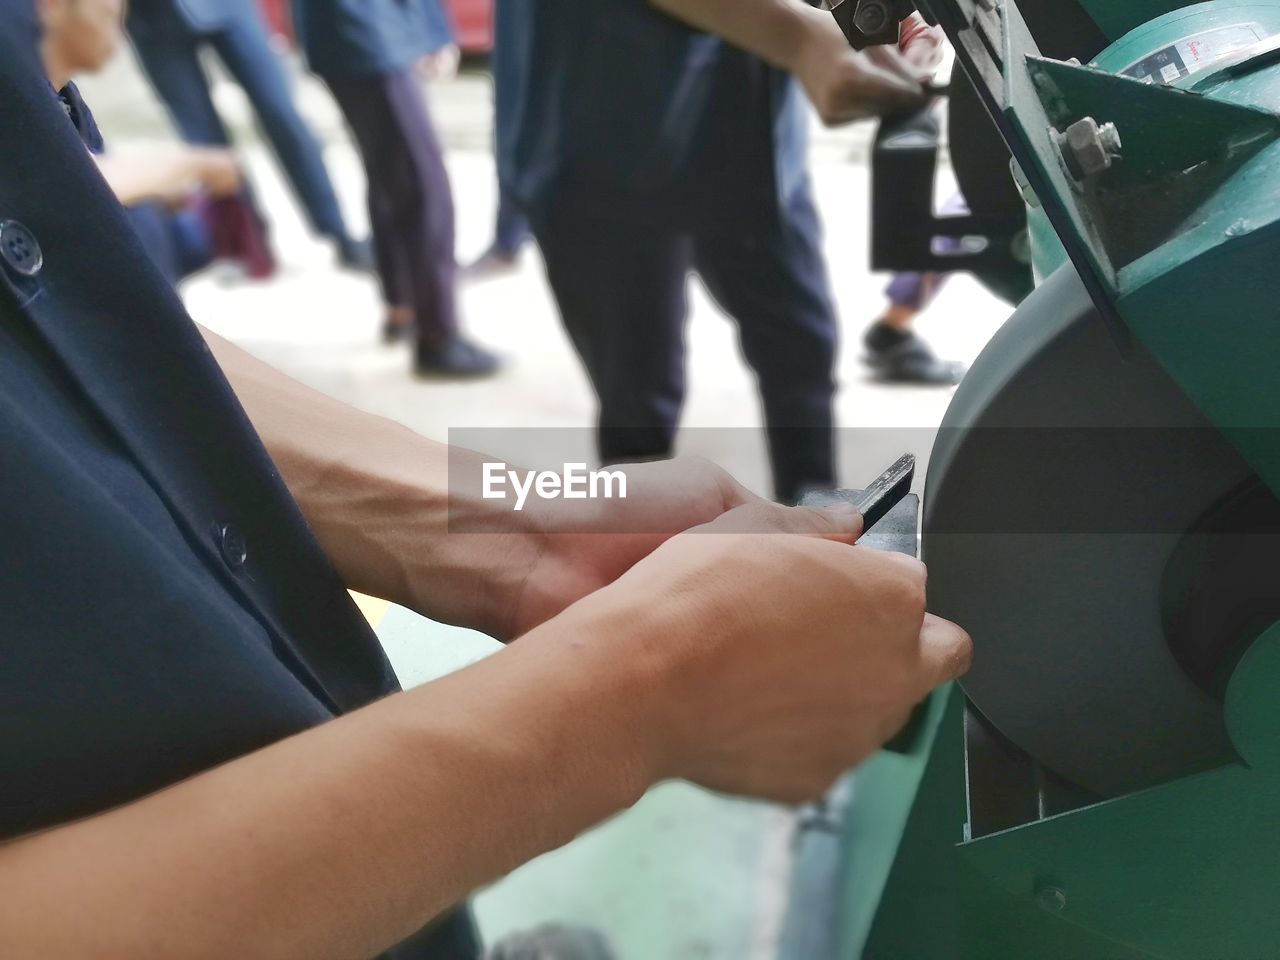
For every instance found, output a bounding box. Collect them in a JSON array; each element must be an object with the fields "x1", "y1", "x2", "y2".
[{"x1": 76, "y1": 45, "x2": 1011, "y2": 960}]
